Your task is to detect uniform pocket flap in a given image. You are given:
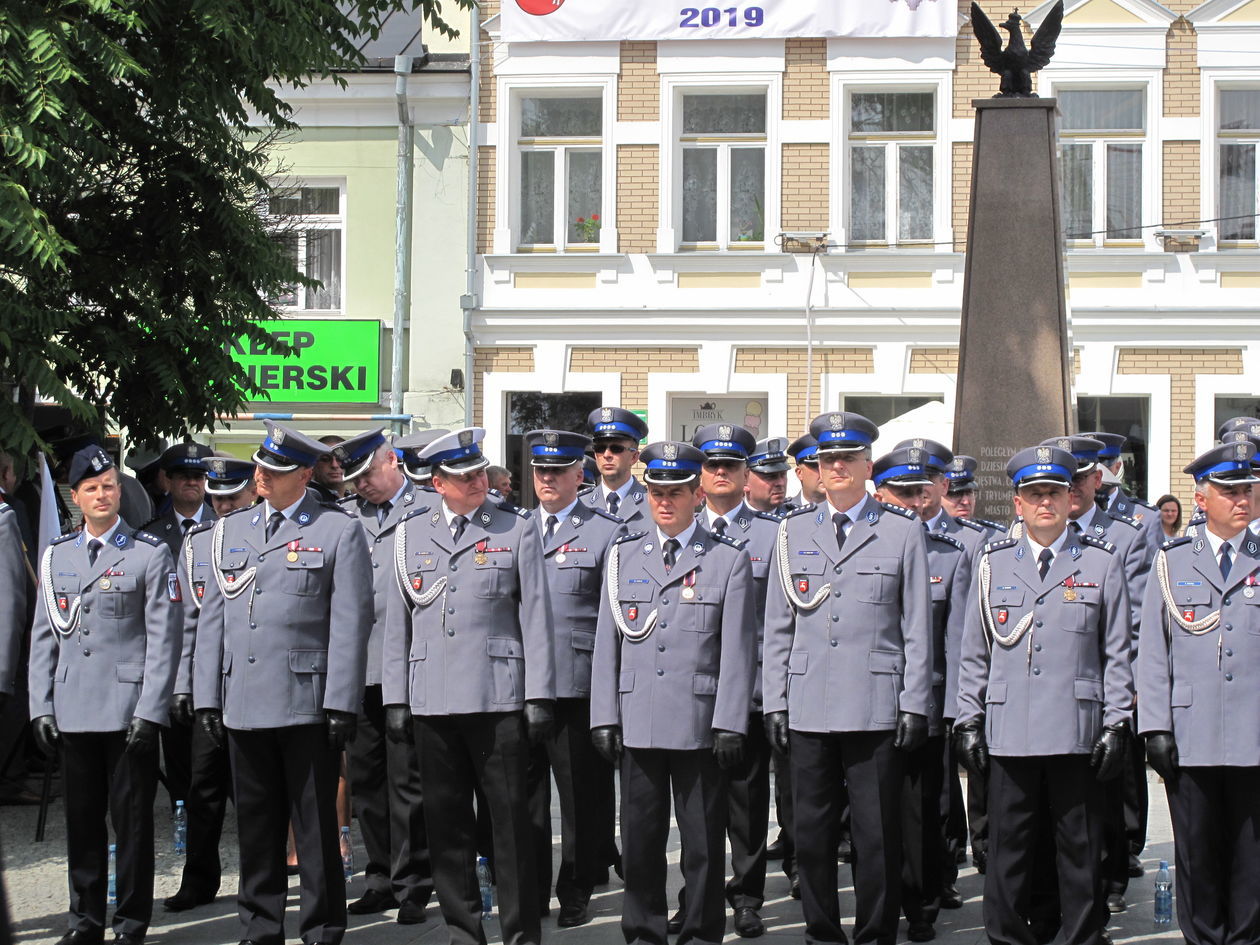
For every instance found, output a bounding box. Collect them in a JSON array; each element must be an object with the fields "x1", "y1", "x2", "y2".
[
  {"x1": 1172, "y1": 584, "x2": 1211, "y2": 606},
  {"x1": 285, "y1": 552, "x2": 324, "y2": 570},
  {"x1": 220, "y1": 557, "x2": 248, "y2": 572},
  {"x1": 692, "y1": 674, "x2": 718, "y2": 695},
  {"x1": 475, "y1": 555, "x2": 512, "y2": 569},
  {"x1": 991, "y1": 586, "x2": 1025, "y2": 606},
  {"x1": 222, "y1": 651, "x2": 232, "y2": 674},
  {"x1": 571, "y1": 631, "x2": 596, "y2": 652},
  {"x1": 487, "y1": 637, "x2": 523, "y2": 659},
  {"x1": 116, "y1": 661, "x2": 144, "y2": 683},
  {"x1": 986, "y1": 681, "x2": 1007, "y2": 705},
  {"x1": 683, "y1": 584, "x2": 721, "y2": 604},
  {"x1": 620, "y1": 584, "x2": 655, "y2": 603},
  {"x1": 415, "y1": 555, "x2": 439, "y2": 572},
  {"x1": 856, "y1": 556, "x2": 900, "y2": 576},
  {"x1": 750, "y1": 559, "x2": 770, "y2": 579},
  {"x1": 557, "y1": 552, "x2": 597, "y2": 569},
  {"x1": 410, "y1": 641, "x2": 427, "y2": 661},
  {"x1": 1074, "y1": 677, "x2": 1104, "y2": 702},
  {"x1": 868, "y1": 649, "x2": 906, "y2": 674},
  {"x1": 787, "y1": 651, "x2": 808, "y2": 674},
  {"x1": 618, "y1": 671, "x2": 635, "y2": 693},
  {"x1": 103, "y1": 576, "x2": 137, "y2": 593},
  {"x1": 1170, "y1": 683, "x2": 1193, "y2": 708},
  {"x1": 55, "y1": 663, "x2": 69, "y2": 683},
  {"x1": 289, "y1": 649, "x2": 328, "y2": 673},
  {"x1": 794, "y1": 556, "x2": 827, "y2": 576}
]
